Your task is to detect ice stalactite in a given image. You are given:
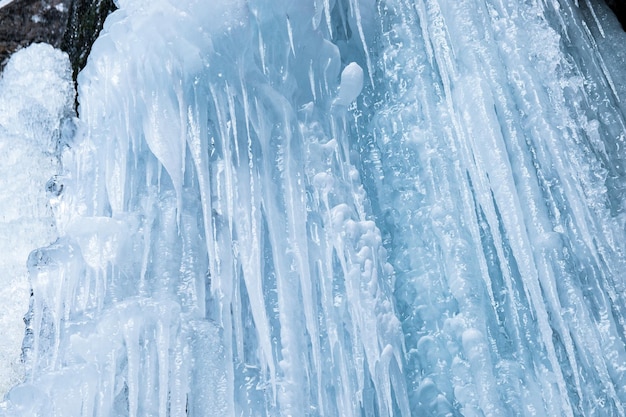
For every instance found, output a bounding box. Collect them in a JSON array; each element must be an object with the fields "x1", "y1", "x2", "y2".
[
  {"x1": 358, "y1": 0, "x2": 626, "y2": 415},
  {"x1": 2, "y1": 0, "x2": 408, "y2": 416},
  {"x1": 2, "y1": 0, "x2": 626, "y2": 416}
]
